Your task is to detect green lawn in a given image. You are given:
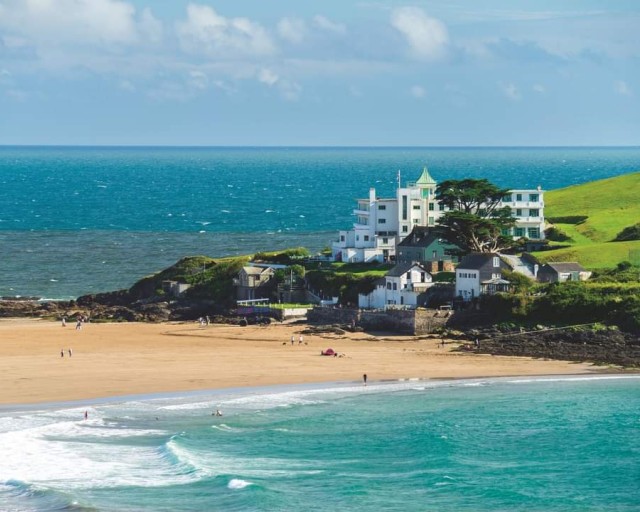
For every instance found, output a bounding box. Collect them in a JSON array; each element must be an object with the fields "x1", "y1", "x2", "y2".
[{"x1": 535, "y1": 171, "x2": 640, "y2": 268}]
